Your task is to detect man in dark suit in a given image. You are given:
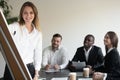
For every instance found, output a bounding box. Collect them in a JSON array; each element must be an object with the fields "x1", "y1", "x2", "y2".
[{"x1": 68, "y1": 34, "x2": 104, "y2": 71}]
